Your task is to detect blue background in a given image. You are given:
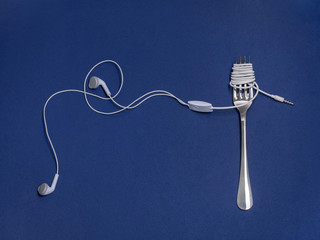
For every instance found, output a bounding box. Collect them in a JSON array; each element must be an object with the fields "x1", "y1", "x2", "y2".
[{"x1": 1, "y1": 0, "x2": 319, "y2": 239}]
